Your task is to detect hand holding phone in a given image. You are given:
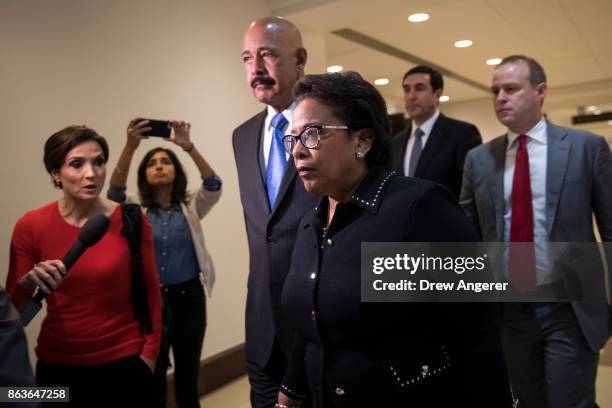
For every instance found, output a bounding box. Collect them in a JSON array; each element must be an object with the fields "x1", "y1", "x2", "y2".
[
  {"x1": 126, "y1": 118, "x2": 152, "y2": 148},
  {"x1": 169, "y1": 120, "x2": 192, "y2": 150}
]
